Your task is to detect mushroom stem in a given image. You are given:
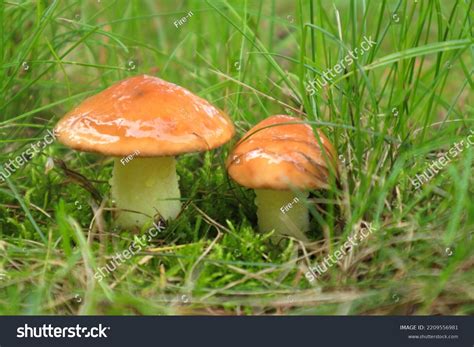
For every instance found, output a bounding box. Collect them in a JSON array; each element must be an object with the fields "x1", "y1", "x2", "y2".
[
  {"x1": 254, "y1": 189, "x2": 310, "y2": 242},
  {"x1": 111, "y1": 156, "x2": 181, "y2": 228}
]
